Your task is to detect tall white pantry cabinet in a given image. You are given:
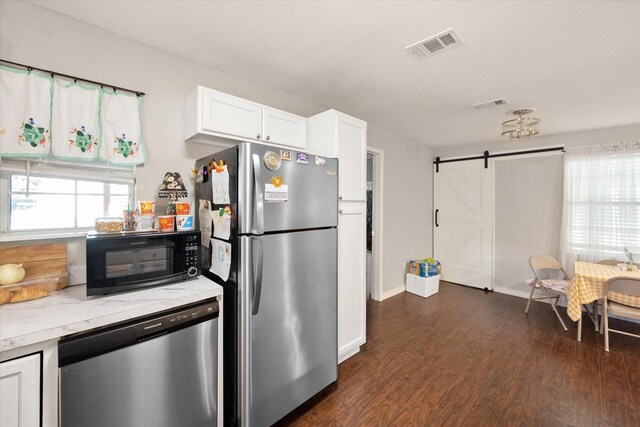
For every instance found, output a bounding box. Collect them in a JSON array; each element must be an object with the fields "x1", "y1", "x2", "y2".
[{"x1": 308, "y1": 110, "x2": 367, "y2": 362}]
